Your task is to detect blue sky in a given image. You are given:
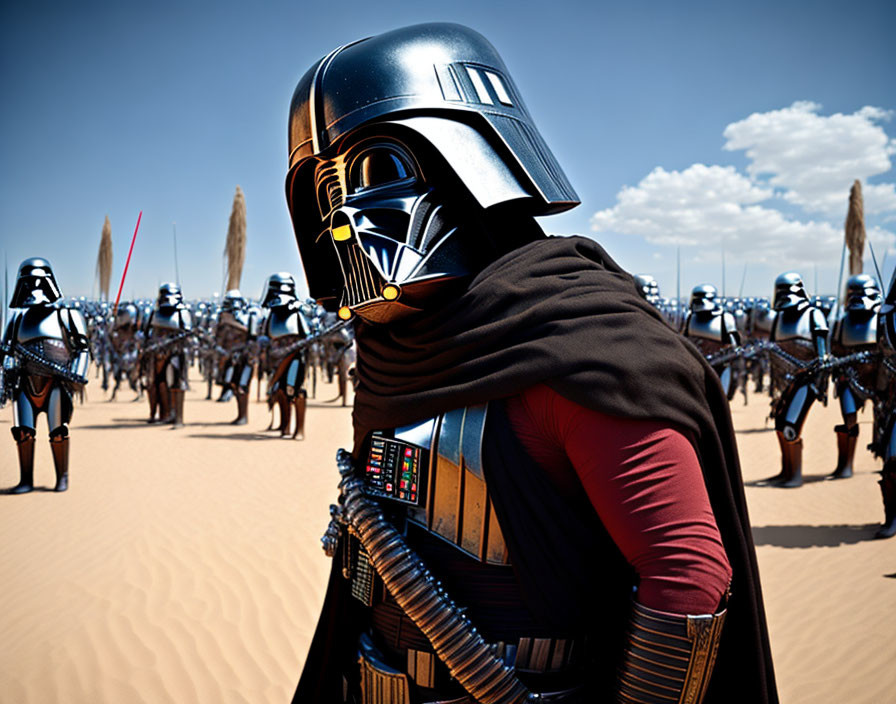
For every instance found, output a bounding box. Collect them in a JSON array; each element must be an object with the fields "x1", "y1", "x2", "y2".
[{"x1": 1, "y1": 0, "x2": 894, "y2": 302}]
